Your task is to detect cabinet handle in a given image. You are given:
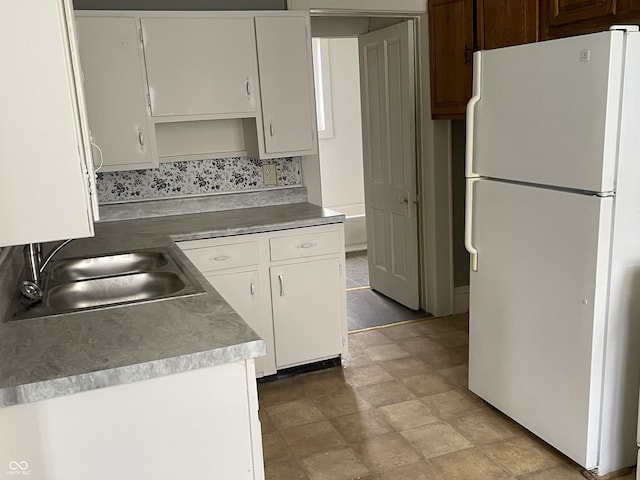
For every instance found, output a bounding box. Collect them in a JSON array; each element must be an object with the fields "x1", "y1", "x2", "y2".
[
  {"x1": 269, "y1": 121, "x2": 275, "y2": 138},
  {"x1": 245, "y1": 79, "x2": 252, "y2": 97},
  {"x1": 278, "y1": 274, "x2": 284, "y2": 297},
  {"x1": 296, "y1": 241, "x2": 317, "y2": 249},
  {"x1": 90, "y1": 142, "x2": 104, "y2": 173},
  {"x1": 250, "y1": 280, "x2": 255, "y2": 296},
  {"x1": 138, "y1": 129, "x2": 145, "y2": 151},
  {"x1": 210, "y1": 255, "x2": 230, "y2": 262}
]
